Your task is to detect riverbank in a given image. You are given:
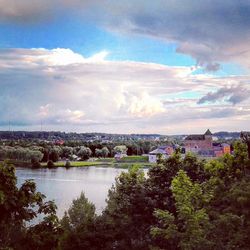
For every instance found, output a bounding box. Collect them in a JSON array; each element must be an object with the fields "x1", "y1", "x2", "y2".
[
  {"x1": 3, "y1": 155, "x2": 154, "y2": 169},
  {"x1": 40, "y1": 156, "x2": 154, "y2": 168},
  {"x1": 40, "y1": 161, "x2": 154, "y2": 168}
]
